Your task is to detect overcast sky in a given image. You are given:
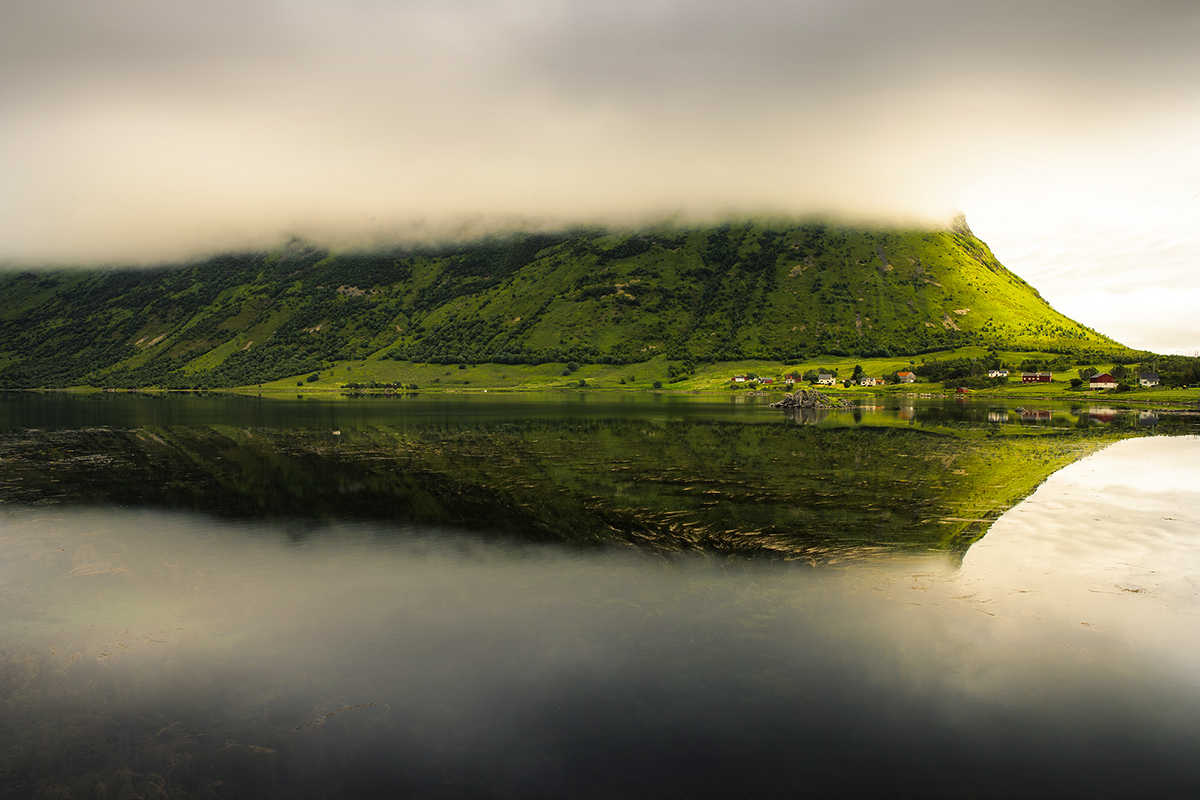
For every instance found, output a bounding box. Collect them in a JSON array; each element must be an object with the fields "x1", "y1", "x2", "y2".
[{"x1": 2, "y1": 0, "x2": 1198, "y2": 353}]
